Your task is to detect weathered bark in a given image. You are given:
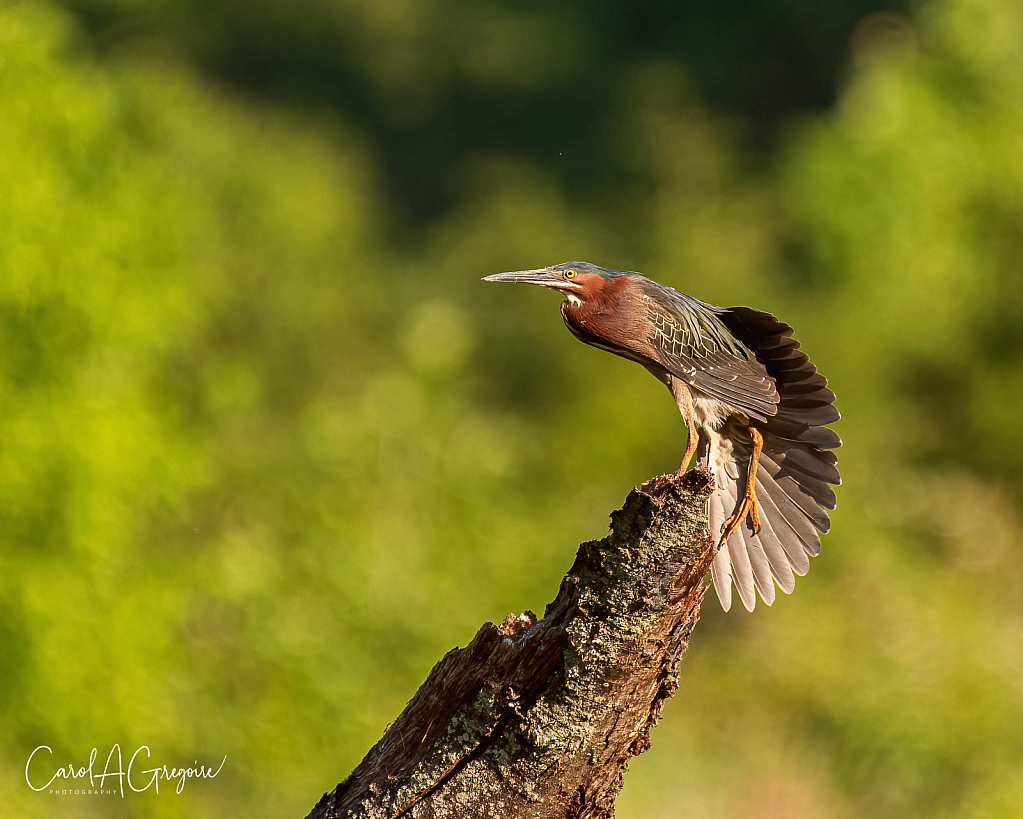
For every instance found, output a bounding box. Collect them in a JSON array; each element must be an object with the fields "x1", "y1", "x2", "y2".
[{"x1": 307, "y1": 468, "x2": 716, "y2": 819}]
